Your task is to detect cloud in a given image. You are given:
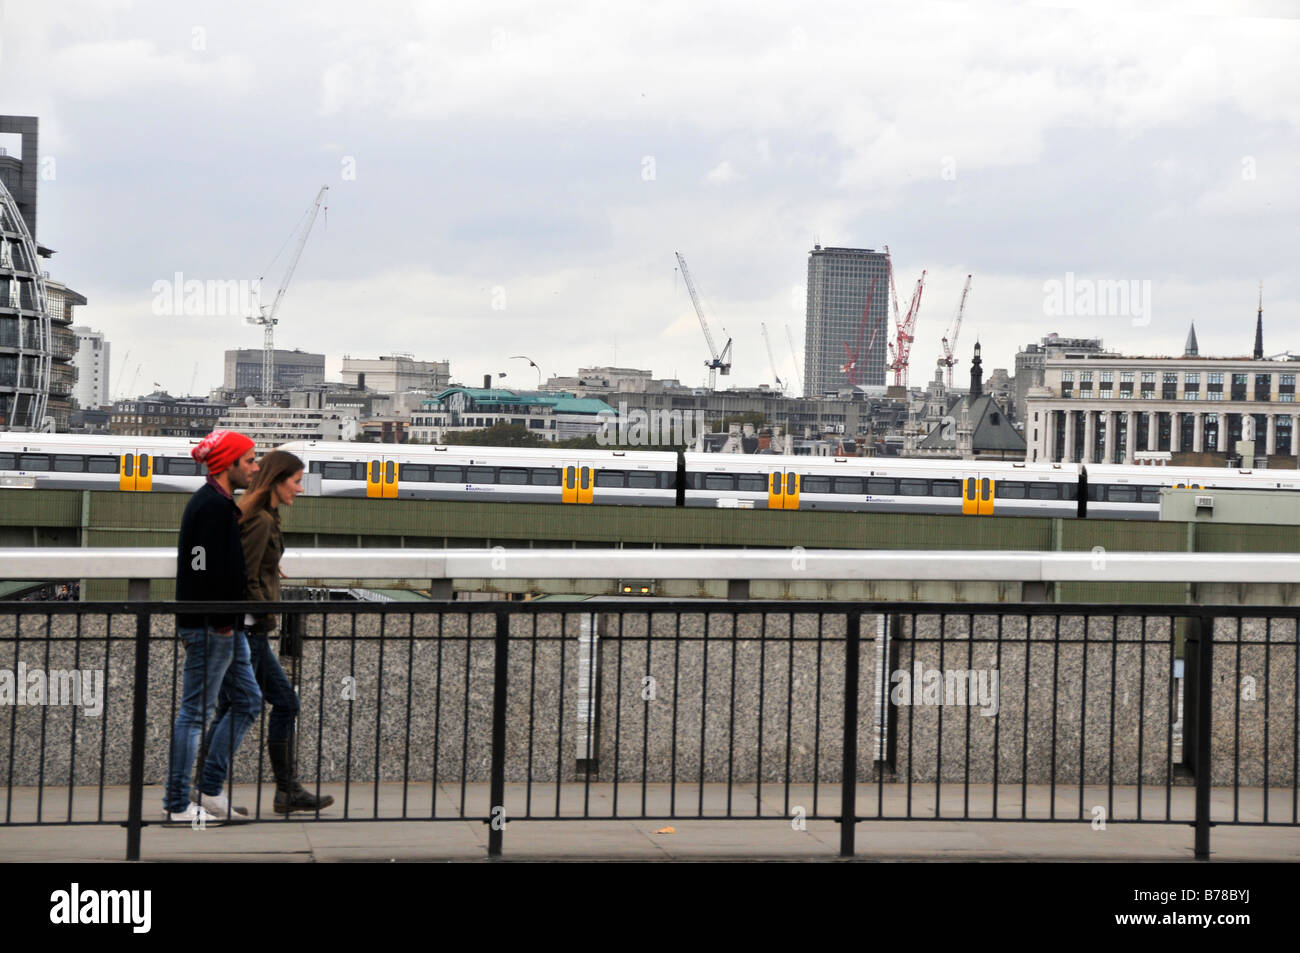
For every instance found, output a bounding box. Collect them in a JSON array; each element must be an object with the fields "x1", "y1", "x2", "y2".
[{"x1": 705, "y1": 161, "x2": 737, "y2": 184}]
